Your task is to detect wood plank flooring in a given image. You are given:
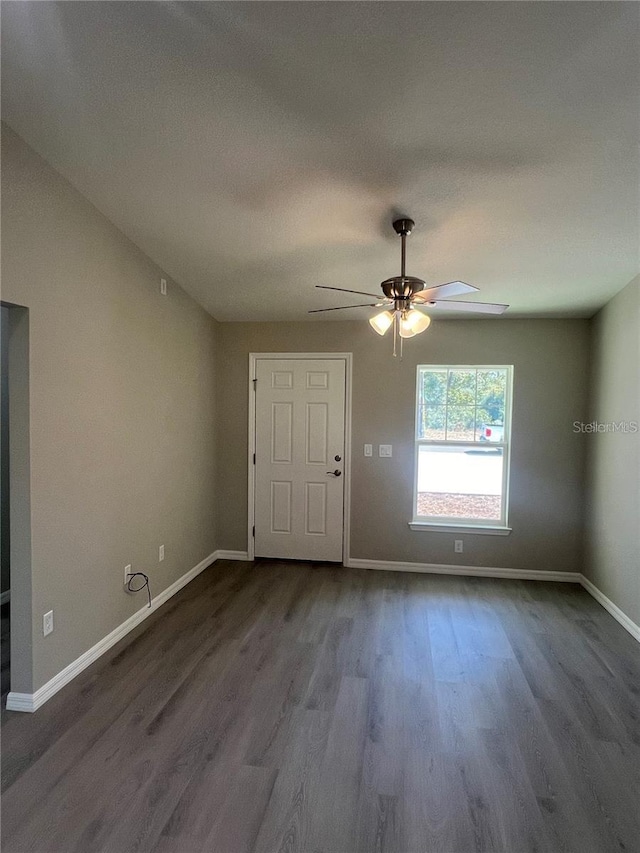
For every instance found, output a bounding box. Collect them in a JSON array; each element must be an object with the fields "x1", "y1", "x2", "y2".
[{"x1": 1, "y1": 560, "x2": 639, "y2": 853}]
